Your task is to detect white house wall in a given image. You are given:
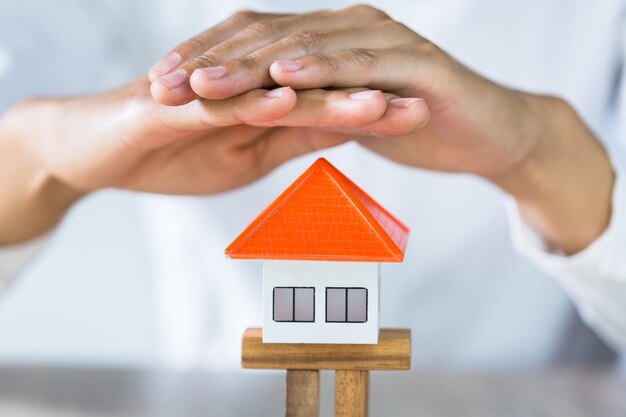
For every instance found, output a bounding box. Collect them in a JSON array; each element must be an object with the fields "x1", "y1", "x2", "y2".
[{"x1": 263, "y1": 260, "x2": 379, "y2": 344}]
